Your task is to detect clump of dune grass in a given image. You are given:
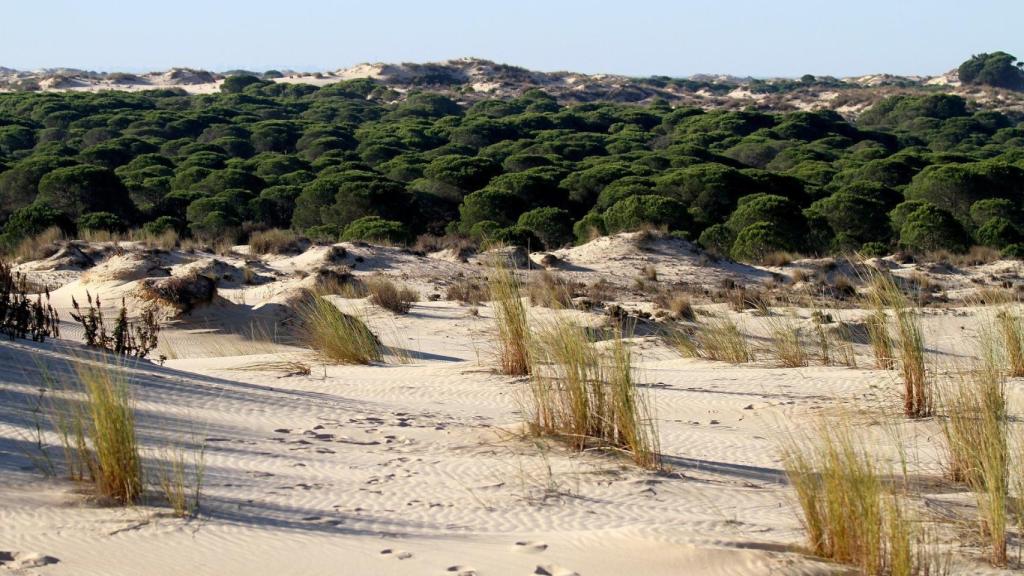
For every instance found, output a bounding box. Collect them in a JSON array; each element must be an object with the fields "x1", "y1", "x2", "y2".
[
  {"x1": 865, "y1": 270, "x2": 929, "y2": 418},
  {"x1": 672, "y1": 315, "x2": 753, "y2": 363},
  {"x1": 155, "y1": 441, "x2": 205, "y2": 518},
  {"x1": 232, "y1": 358, "x2": 313, "y2": 376},
  {"x1": 781, "y1": 420, "x2": 942, "y2": 574},
  {"x1": 294, "y1": 292, "x2": 382, "y2": 364},
  {"x1": 42, "y1": 358, "x2": 143, "y2": 504},
  {"x1": 248, "y1": 228, "x2": 301, "y2": 255},
  {"x1": 75, "y1": 360, "x2": 142, "y2": 504},
  {"x1": 488, "y1": 253, "x2": 530, "y2": 376},
  {"x1": 867, "y1": 309, "x2": 896, "y2": 370},
  {"x1": 366, "y1": 275, "x2": 418, "y2": 314},
  {"x1": 446, "y1": 277, "x2": 487, "y2": 304},
  {"x1": 527, "y1": 318, "x2": 659, "y2": 468},
  {"x1": 815, "y1": 321, "x2": 858, "y2": 368},
  {"x1": 654, "y1": 290, "x2": 695, "y2": 320},
  {"x1": 995, "y1": 308, "x2": 1024, "y2": 377},
  {"x1": 938, "y1": 360, "x2": 1008, "y2": 566},
  {"x1": 527, "y1": 270, "x2": 575, "y2": 309},
  {"x1": 12, "y1": 226, "x2": 65, "y2": 261},
  {"x1": 765, "y1": 311, "x2": 809, "y2": 368}
]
